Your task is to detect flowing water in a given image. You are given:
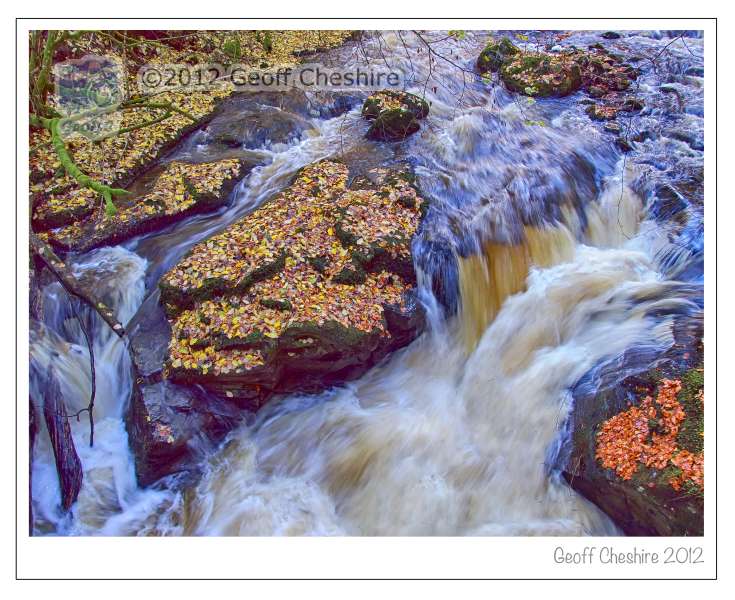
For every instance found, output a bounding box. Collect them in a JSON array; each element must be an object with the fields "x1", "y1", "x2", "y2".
[{"x1": 29, "y1": 30, "x2": 704, "y2": 536}]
